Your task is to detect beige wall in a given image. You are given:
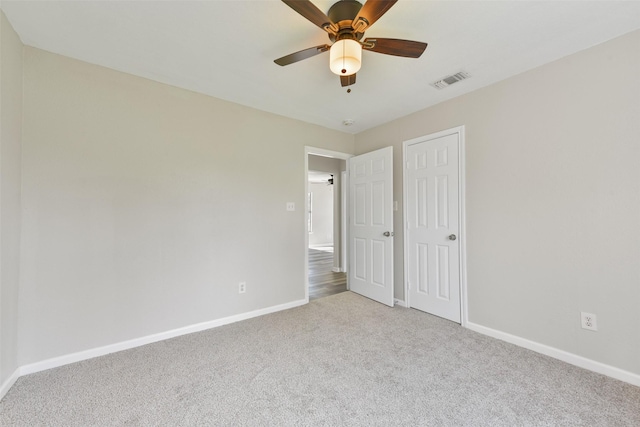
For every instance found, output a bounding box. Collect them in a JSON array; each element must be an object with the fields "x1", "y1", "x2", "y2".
[
  {"x1": 355, "y1": 30, "x2": 640, "y2": 374},
  {"x1": 0, "y1": 11, "x2": 23, "y2": 387},
  {"x1": 18, "y1": 47, "x2": 354, "y2": 365}
]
